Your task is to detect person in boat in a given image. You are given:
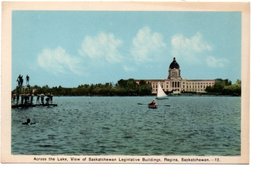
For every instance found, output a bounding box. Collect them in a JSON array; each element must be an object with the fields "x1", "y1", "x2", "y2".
[{"x1": 149, "y1": 99, "x2": 157, "y2": 106}]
